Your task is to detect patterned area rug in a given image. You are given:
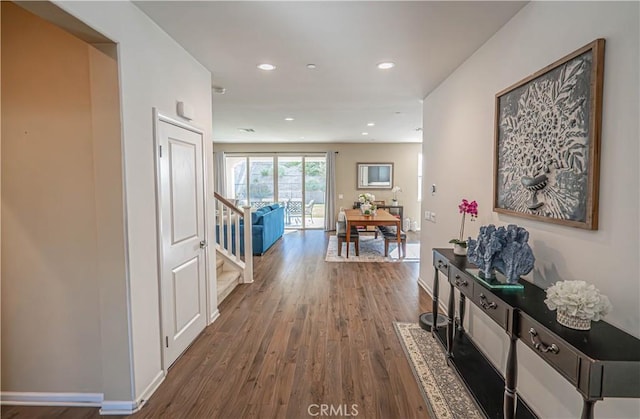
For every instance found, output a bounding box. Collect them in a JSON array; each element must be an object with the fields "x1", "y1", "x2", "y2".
[
  {"x1": 324, "y1": 235, "x2": 420, "y2": 262},
  {"x1": 394, "y1": 323, "x2": 484, "y2": 419}
]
